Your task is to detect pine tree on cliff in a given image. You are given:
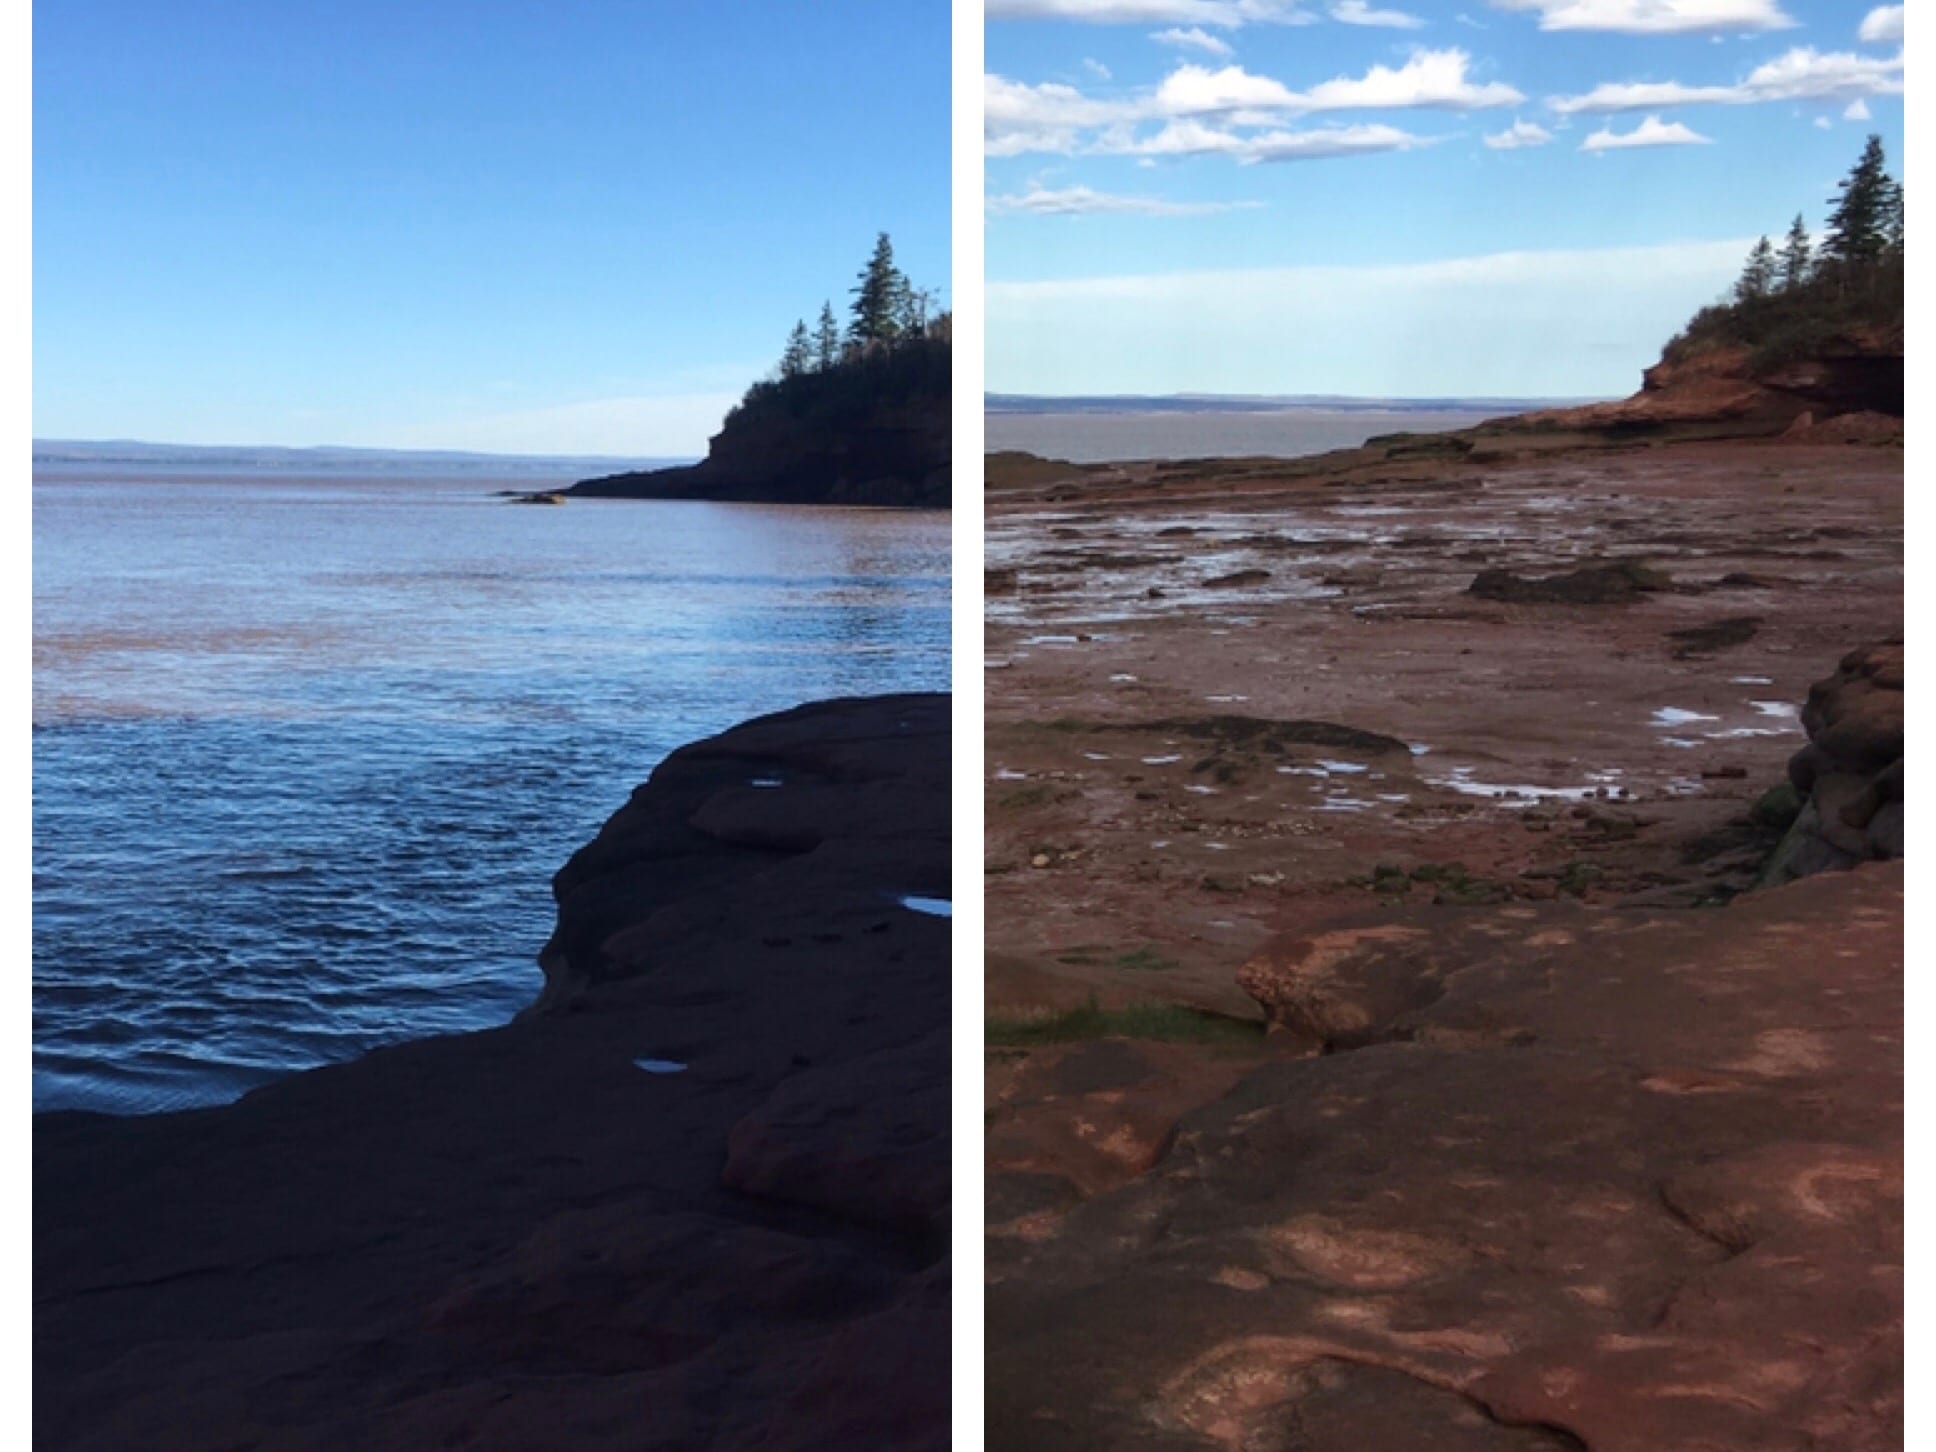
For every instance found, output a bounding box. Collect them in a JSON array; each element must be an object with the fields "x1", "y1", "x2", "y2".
[
  {"x1": 1734, "y1": 236, "x2": 1777, "y2": 303},
  {"x1": 849, "y1": 232, "x2": 911, "y2": 346},
  {"x1": 780, "y1": 320, "x2": 813, "y2": 379},
  {"x1": 900, "y1": 285, "x2": 938, "y2": 338},
  {"x1": 814, "y1": 302, "x2": 840, "y2": 370},
  {"x1": 1822, "y1": 135, "x2": 1896, "y2": 272},
  {"x1": 1777, "y1": 215, "x2": 1812, "y2": 291}
]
